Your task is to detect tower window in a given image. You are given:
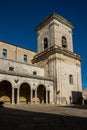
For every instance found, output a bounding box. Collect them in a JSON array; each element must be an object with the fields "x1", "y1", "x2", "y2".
[
  {"x1": 69, "y1": 75, "x2": 73, "y2": 84},
  {"x1": 62, "y1": 36, "x2": 67, "y2": 48},
  {"x1": 23, "y1": 54, "x2": 27, "y2": 63},
  {"x1": 2, "y1": 49, "x2": 7, "y2": 59},
  {"x1": 44, "y1": 37, "x2": 48, "y2": 49}
]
